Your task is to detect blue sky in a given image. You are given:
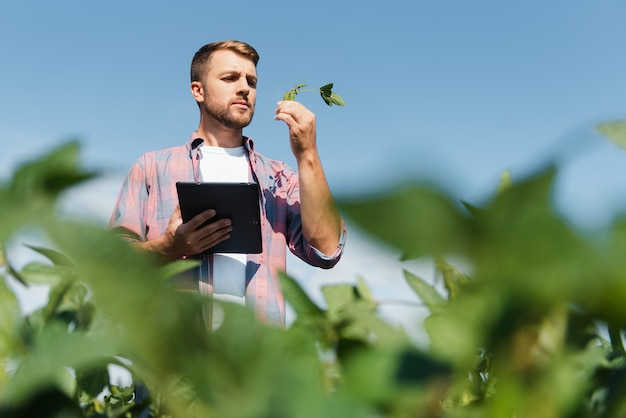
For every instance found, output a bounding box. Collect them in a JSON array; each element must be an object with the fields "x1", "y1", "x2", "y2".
[
  {"x1": 3, "y1": 1, "x2": 626, "y2": 333},
  {"x1": 3, "y1": 1, "x2": 626, "y2": 227}
]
